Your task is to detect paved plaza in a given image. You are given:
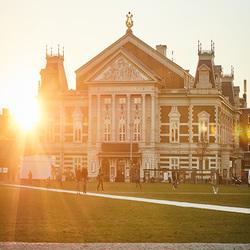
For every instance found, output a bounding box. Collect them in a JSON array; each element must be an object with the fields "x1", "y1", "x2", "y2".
[{"x1": 0, "y1": 243, "x2": 250, "y2": 250}]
